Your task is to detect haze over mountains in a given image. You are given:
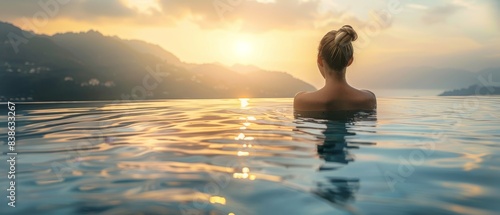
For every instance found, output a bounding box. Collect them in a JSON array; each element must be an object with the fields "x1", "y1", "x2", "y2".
[
  {"x1": 0, "y1": 21, "x2": 315, "y2": 101},
  {"x1": 350, "y1": 65, "x2": 500, "y2": 96}
]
